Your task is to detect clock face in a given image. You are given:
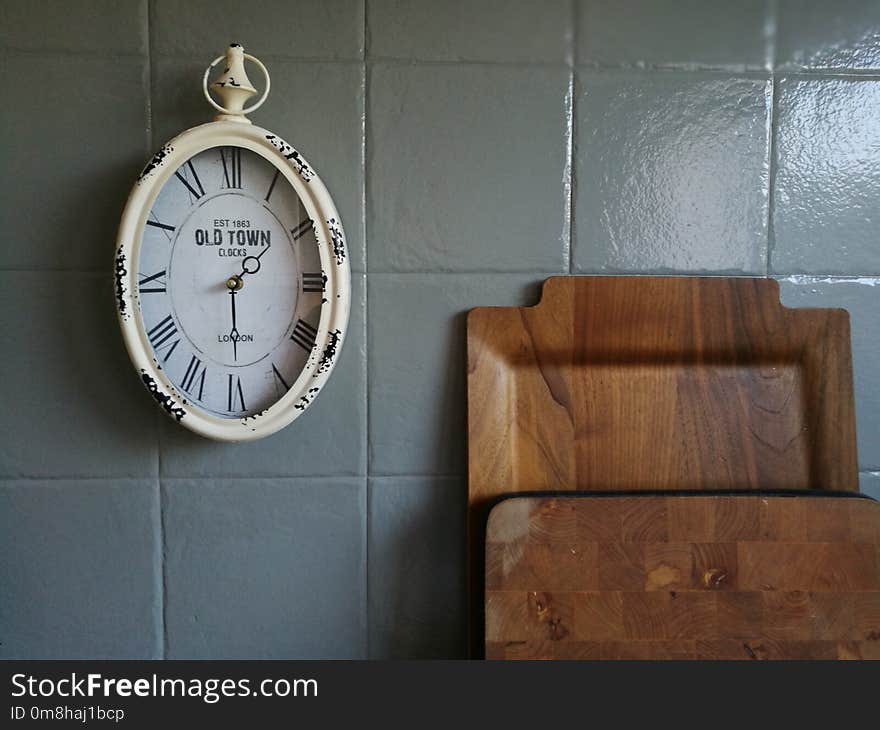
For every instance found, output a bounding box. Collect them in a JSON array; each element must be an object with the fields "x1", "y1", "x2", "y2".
[{"x1": 135, "y1": 145, "x2": 325, "y2": 418}]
